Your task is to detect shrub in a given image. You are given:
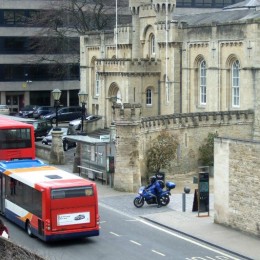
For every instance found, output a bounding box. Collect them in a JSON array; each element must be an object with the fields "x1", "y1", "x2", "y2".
[
  {"x1": 146, "y1": 131, "x2": 179, "y2": 173},
  {"x1": 198, "y1": 132, "x2": 218, "y2": 166}
]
